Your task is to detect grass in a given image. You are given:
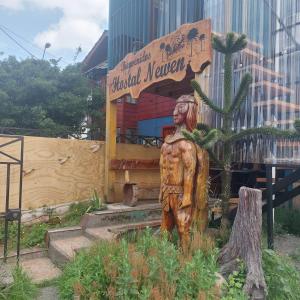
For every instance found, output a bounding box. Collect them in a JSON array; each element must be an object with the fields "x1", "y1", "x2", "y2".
[
  {"x1": 0, "y1": 193, "x2": 106, "y2": 251},
  {"x1": 59, "y1": 228, "x2": 220, "y2": 300},
  {"x1": 263, "y1": 249, "x2": 300, "y2": 300},
  {"x1": 289, "y1": 247, "x2": 300, "y2": 263},
  {"x1": 58, "y1": 224, "x2": 300, "y2": 300},
  {"x1": 0, "y1": 267, "x2": 37, "y2": 300},
  {"x1": 274, "y1": 207, "x2": 300, "y2": 236}
]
